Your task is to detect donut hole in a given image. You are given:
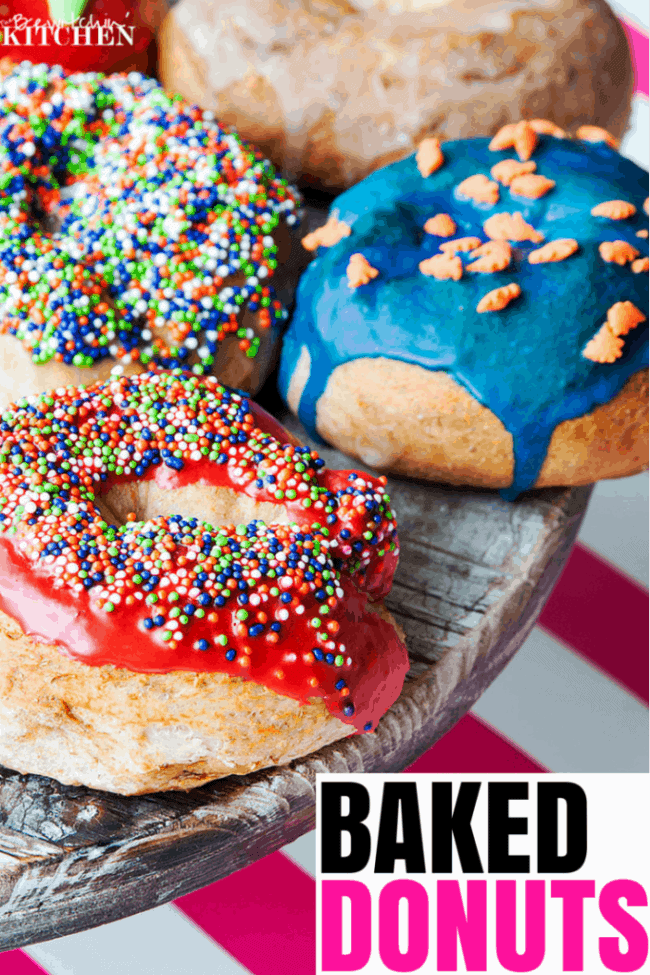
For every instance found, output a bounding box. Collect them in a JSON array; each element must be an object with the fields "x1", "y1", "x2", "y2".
[{"x1": 96, "y1": 480, "x2": 295, "y2": 532}]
